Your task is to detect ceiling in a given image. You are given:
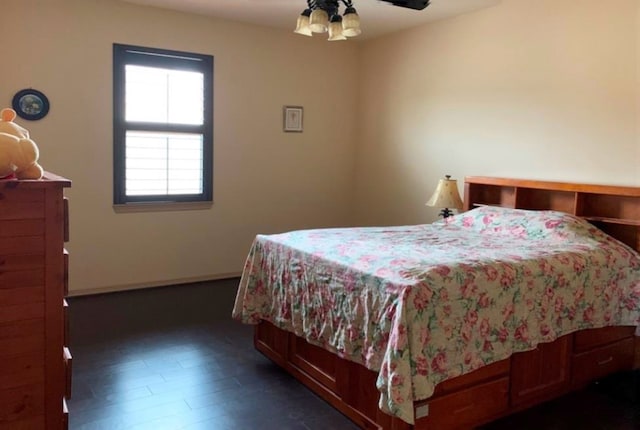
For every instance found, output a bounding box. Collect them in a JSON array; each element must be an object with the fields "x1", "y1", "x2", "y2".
[{"x1": 122, "y1": 0, "x2": 501, "y2": 40}]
